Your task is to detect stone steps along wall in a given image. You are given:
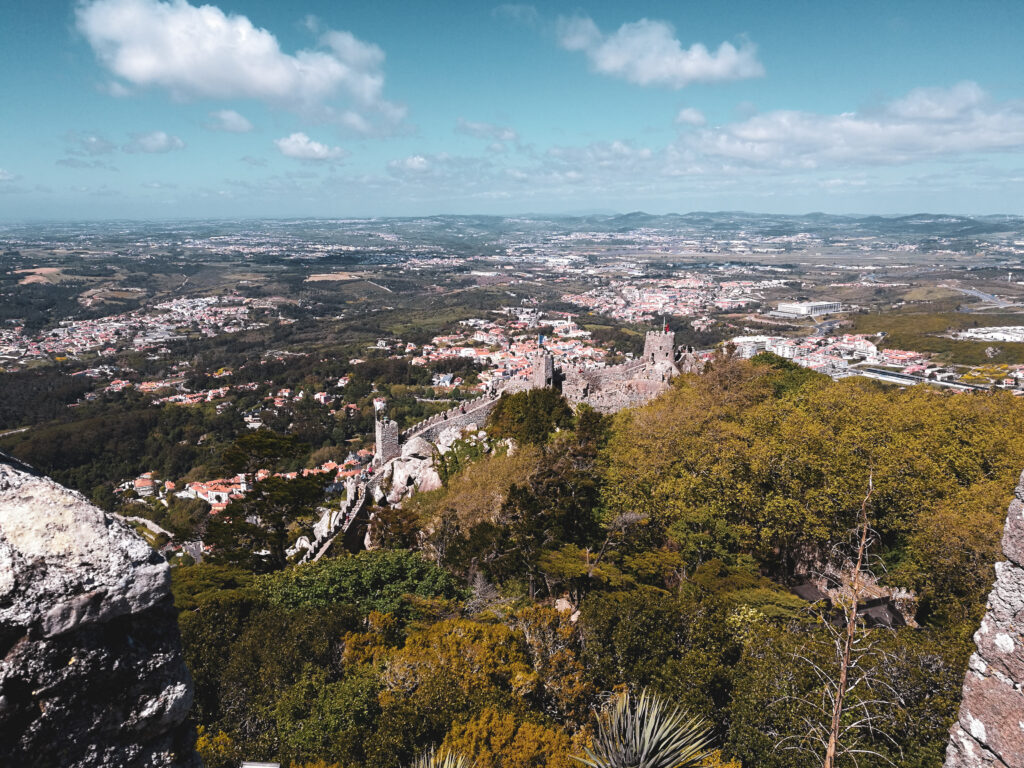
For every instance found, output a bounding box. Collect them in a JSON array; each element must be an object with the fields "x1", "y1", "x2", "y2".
[
  {"x1": 299, "y1": 482, "x2": 368, "y2": 564},
  {"x1": 308, "y1": 384, "x2": 517, "y2": 563}
]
